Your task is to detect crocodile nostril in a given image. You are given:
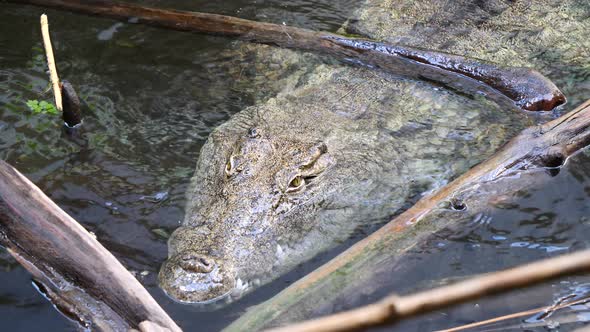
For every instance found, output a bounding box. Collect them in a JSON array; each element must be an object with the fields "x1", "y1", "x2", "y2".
[
  {"x1": 179, "y1": 254, "x2": 215, "y2": 273},
  {"x1": 450, "y1": 198, "x2": 467, "y2": 211},
  {"x1": 159, "y1": 251, "x2": 237, "y2": 303}
]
